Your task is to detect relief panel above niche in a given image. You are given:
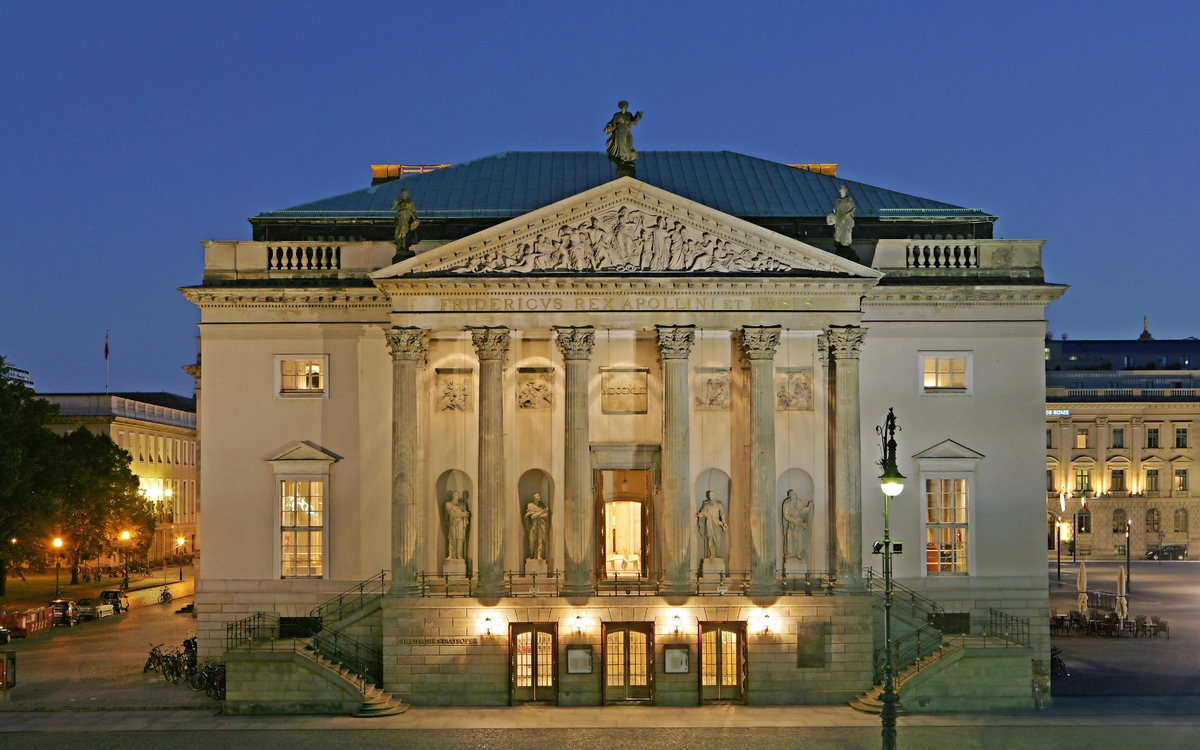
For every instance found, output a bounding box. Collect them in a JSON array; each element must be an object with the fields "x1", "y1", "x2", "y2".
[{"x1": 436, "y1": 368, "x2": 472, "y2": 412}]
